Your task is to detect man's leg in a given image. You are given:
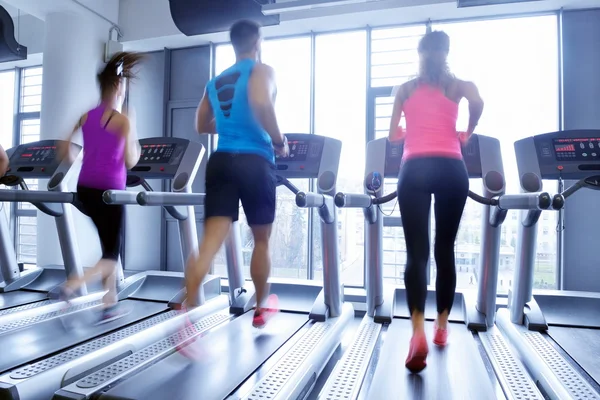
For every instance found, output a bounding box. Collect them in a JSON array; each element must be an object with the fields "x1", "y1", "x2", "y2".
[
  {"x1": 185, "y1": 217, "x2": 231, "y2": 308},
  {"x1": 238, "y1": 154, "x2": 277, "y2": 328},
  {"x1": 249, "y1": 223, "x2": 273, "y2": 312}
]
